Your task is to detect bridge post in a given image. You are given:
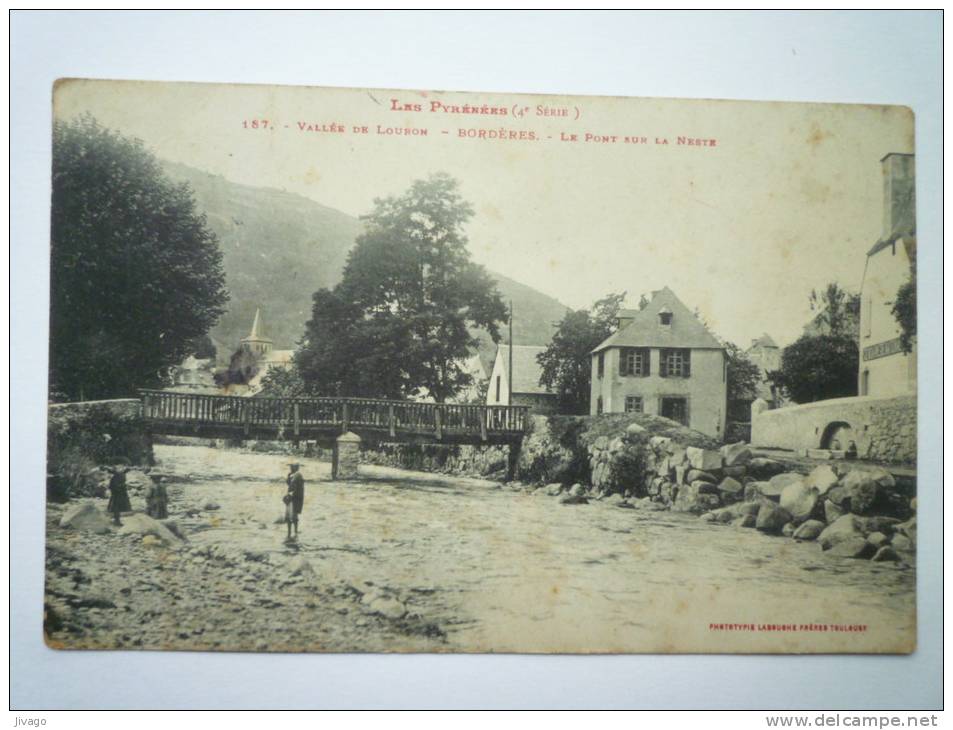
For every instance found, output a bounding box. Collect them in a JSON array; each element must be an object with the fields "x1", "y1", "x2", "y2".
[
  {"x1": 435, "y1": 408, "x2": 443, "y2": 440},
  {"x1": 388, "y1": 405, "x2": 396, "y2": 438},
  {"x1": 332, "y1": 431, "x2": 362, "y2": 480}
]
